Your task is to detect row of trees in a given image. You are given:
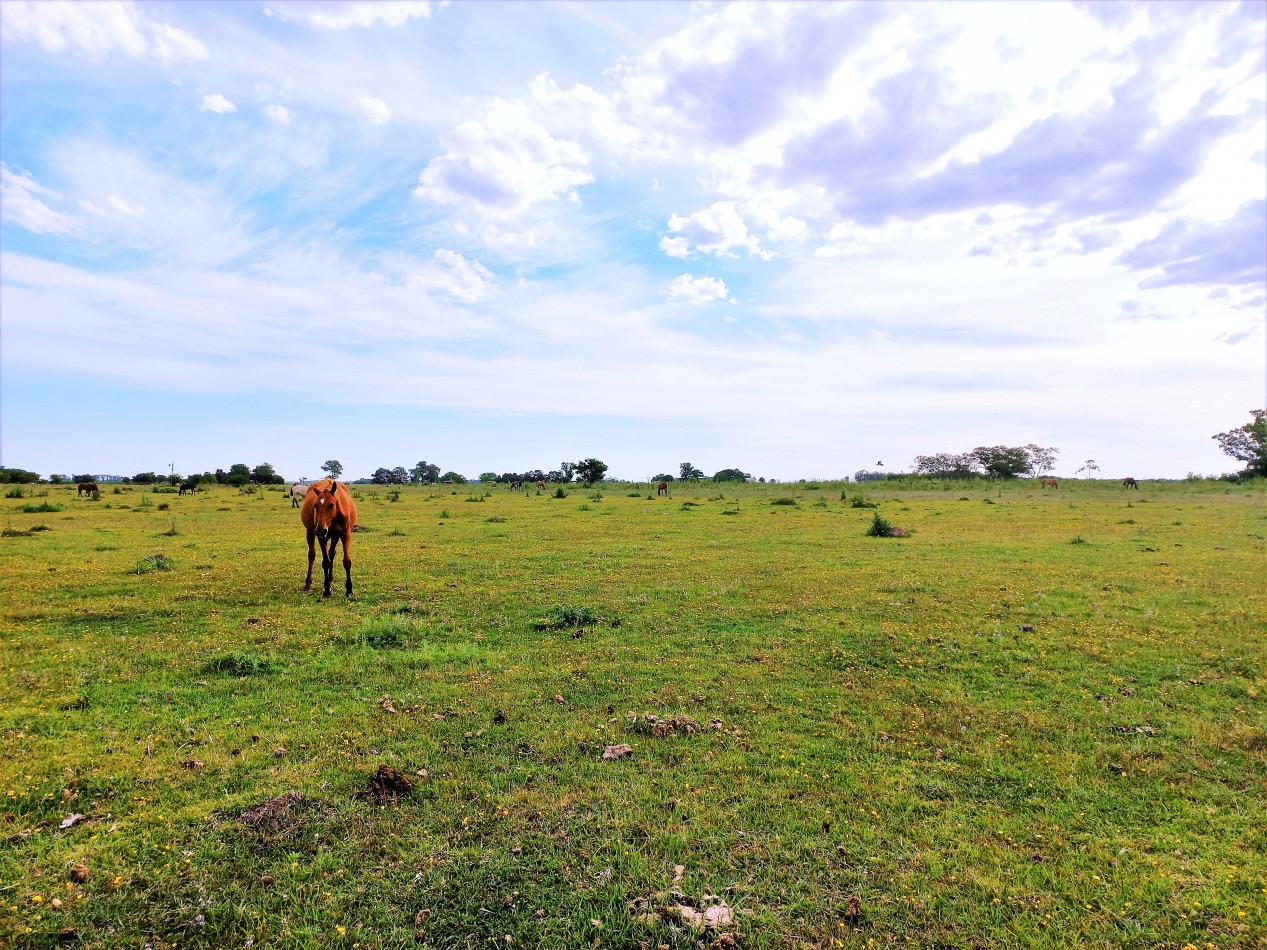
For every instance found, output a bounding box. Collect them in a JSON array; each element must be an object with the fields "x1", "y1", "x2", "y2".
[
  {"x1": 912, "y1": 444, "x2": 1059, "y2": 480},
  {"x1": 489, "y1": 459, "x2": 609, "y2": 485},
  {"x1": 653, "y1": 463, "x2": 756, "y2": 483}
]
